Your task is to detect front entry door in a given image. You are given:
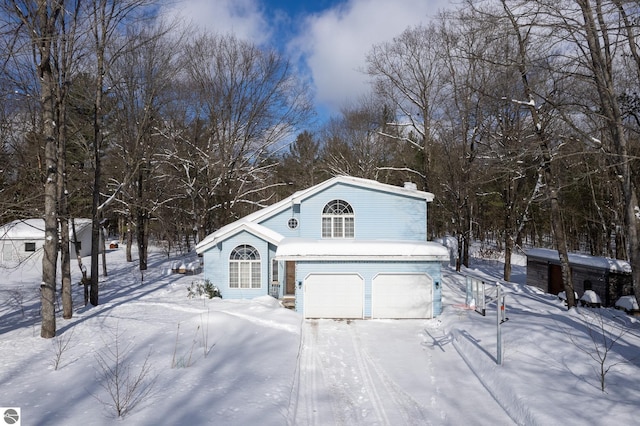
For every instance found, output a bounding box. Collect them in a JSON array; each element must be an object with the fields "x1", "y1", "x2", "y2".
[{"x1": 285, "y1": 261, "x2": 296, "y2": 295}]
